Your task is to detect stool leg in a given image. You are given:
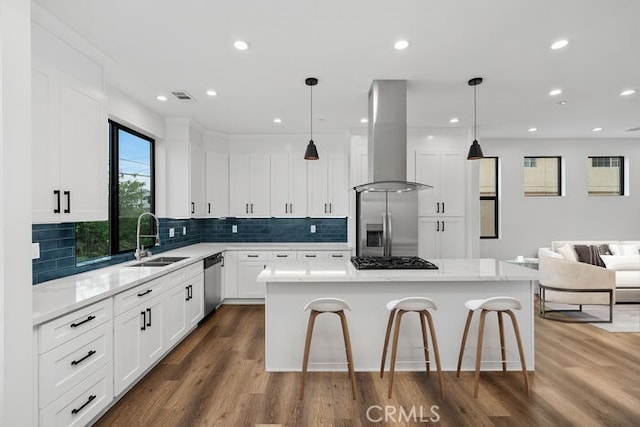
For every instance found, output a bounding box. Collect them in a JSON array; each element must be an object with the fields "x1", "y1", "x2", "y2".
[
  {"x1": 380, "y1": 309, "x2": 397, "y2": 378},
  {"x1": 300, "y1": 310, "x2": 320, "y2": 400},
  {"x1": 337, "y1": 310, "x2": 357, "y2": 400},
  {"x1": 474, "y1": 309, "x2": 488, "y2": 398},
  {"x1": 456, "y1": 310, "x2": 474, "y2": 377},
  {"x1": 424, "y1": 310, "x2": 444, "y2": 399},
  {"x1": 498, "y1": 311, "x2": 507, "y2": 376},
  {"x1": 506, "y1": 309, "x2": 530, "y2": 397},
  {"x1": 419, "y1": 311, "x2": 431, "y2": 376},
  {"x1": 388, "y1": 310, "x2": 405, "y2": 398}
]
